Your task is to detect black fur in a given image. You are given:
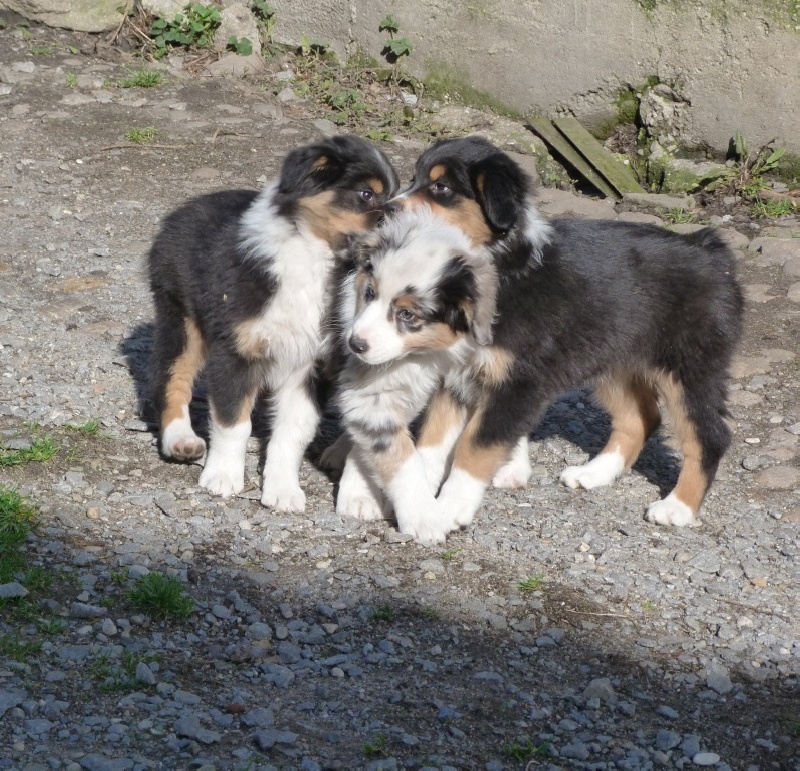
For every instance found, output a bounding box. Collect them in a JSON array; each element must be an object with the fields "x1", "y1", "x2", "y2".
[
  {"x1": 147, "y1": 135, "x2": 399, "y2": 504},
  {"x1": 410, "y1": 136, "x2": 745, "y2": 517}
]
